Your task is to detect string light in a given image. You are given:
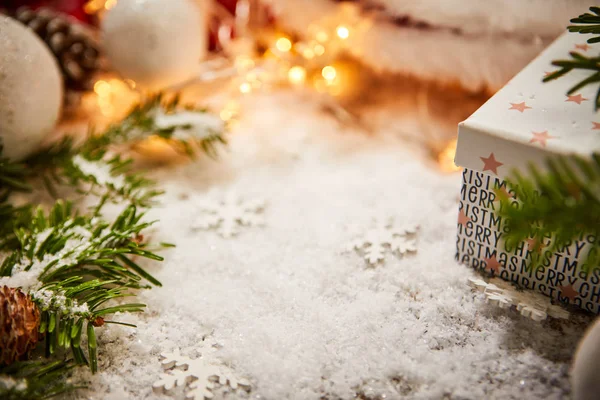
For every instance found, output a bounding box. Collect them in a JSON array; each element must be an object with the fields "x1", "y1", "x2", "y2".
[
  {"x1": 336, "y1": 26, "x2": 350, "y2": 39},
  {"x1": 322, "y1": 66, "x2": 337, "y2": 82},
  {"x1": 288, "y1": 66, "x2": 307, "y2": 85},
  {"x1": 275, "y1": 37, "x2": 292, "y2": 53}
]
